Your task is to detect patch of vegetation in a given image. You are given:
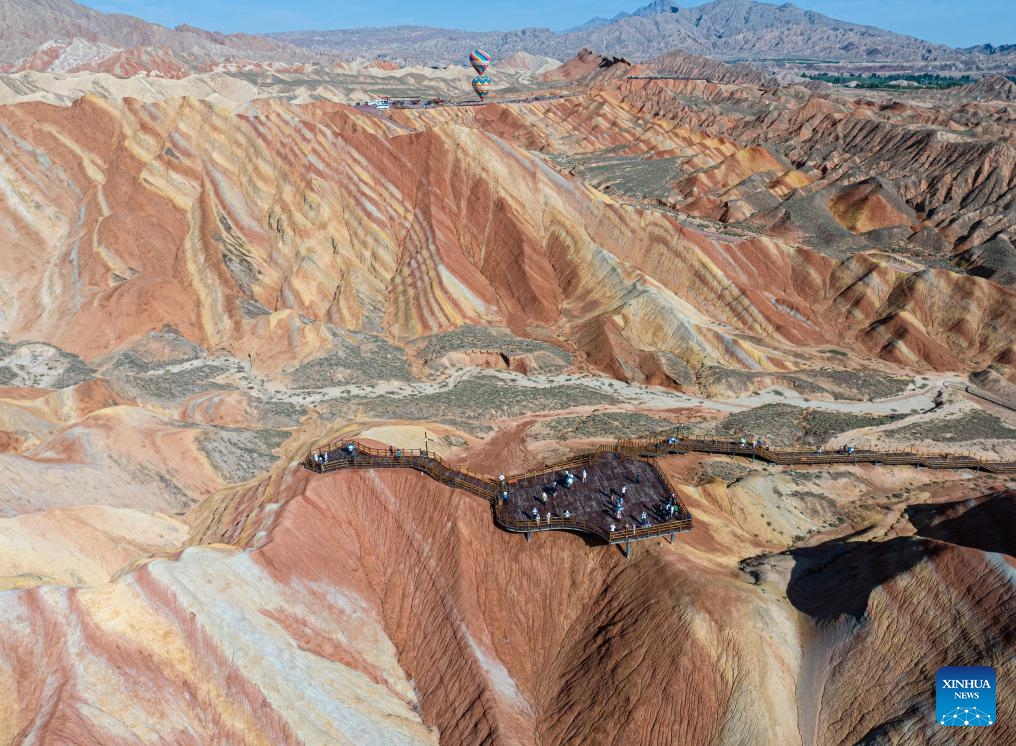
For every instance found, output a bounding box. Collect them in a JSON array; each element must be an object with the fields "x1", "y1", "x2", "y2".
[
  {"x1": 692, "y1": 403, "x2": 806, "y2": 443},
  {"x1": 123, "y1": 364, "x2": 232, "y2": 400},
  {"x1": 571, "y1": 152, "x2": 683, "y2": 202},
  {"x1": 288, "y1": 330, "x2": 413, "y2": 387},
  {"x1": 801, "y1": 410, "x2": 901, "y2": 446},
  {"x1": 198, "y1": 427, "x2": 291, "y2": 484},
  {"x1": 0, "y1": 341, "x2": 95, "y2": 389},
  {"x1": 341, "y1": 375, "x2": 622, "y2": 434},
  {"x1": 532, "y1": 411, "x2": 676, "y2": 441},
  {"x1": 698, "y1": 366, "x2": 910, "y2": 401},
  {"x1": 251, "y1": 400, "x2": 308, "y2": 428},
  {"x1": 48, "y1": 355, "x2": 94, "y2": 389},
  {"x1": 803, "y1": 72, "x2": 977, "y2": 89},
  {"x1": 884, "y1": 410, "x2": 1016, "y2": 443},
  {"x1": 691, "y1": 403, "x2": 902, "y2": 446}
]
